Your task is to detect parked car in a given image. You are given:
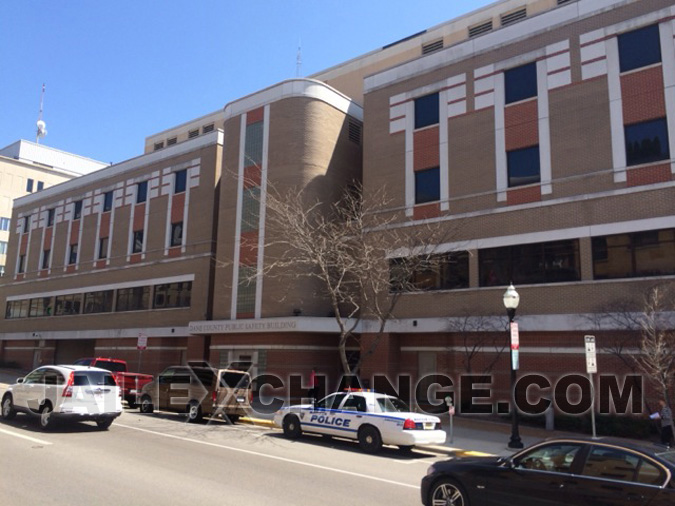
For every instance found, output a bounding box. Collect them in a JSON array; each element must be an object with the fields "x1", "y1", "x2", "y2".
[
  {"x1": 1, "y1": 365, "x2": 123, "y2": 430},
  {"x1": 138, "y1": 365, "x2": 252, "y2": 423},
  {"x1": 73, "y1": 357, "x2": 153, "y2": 408},
  {"x1": 273, "y1": 390, "x2": 446, "y2": 453},
  {"x1": 421, "y1": 437, "x2": 675, "y2": 506}
]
